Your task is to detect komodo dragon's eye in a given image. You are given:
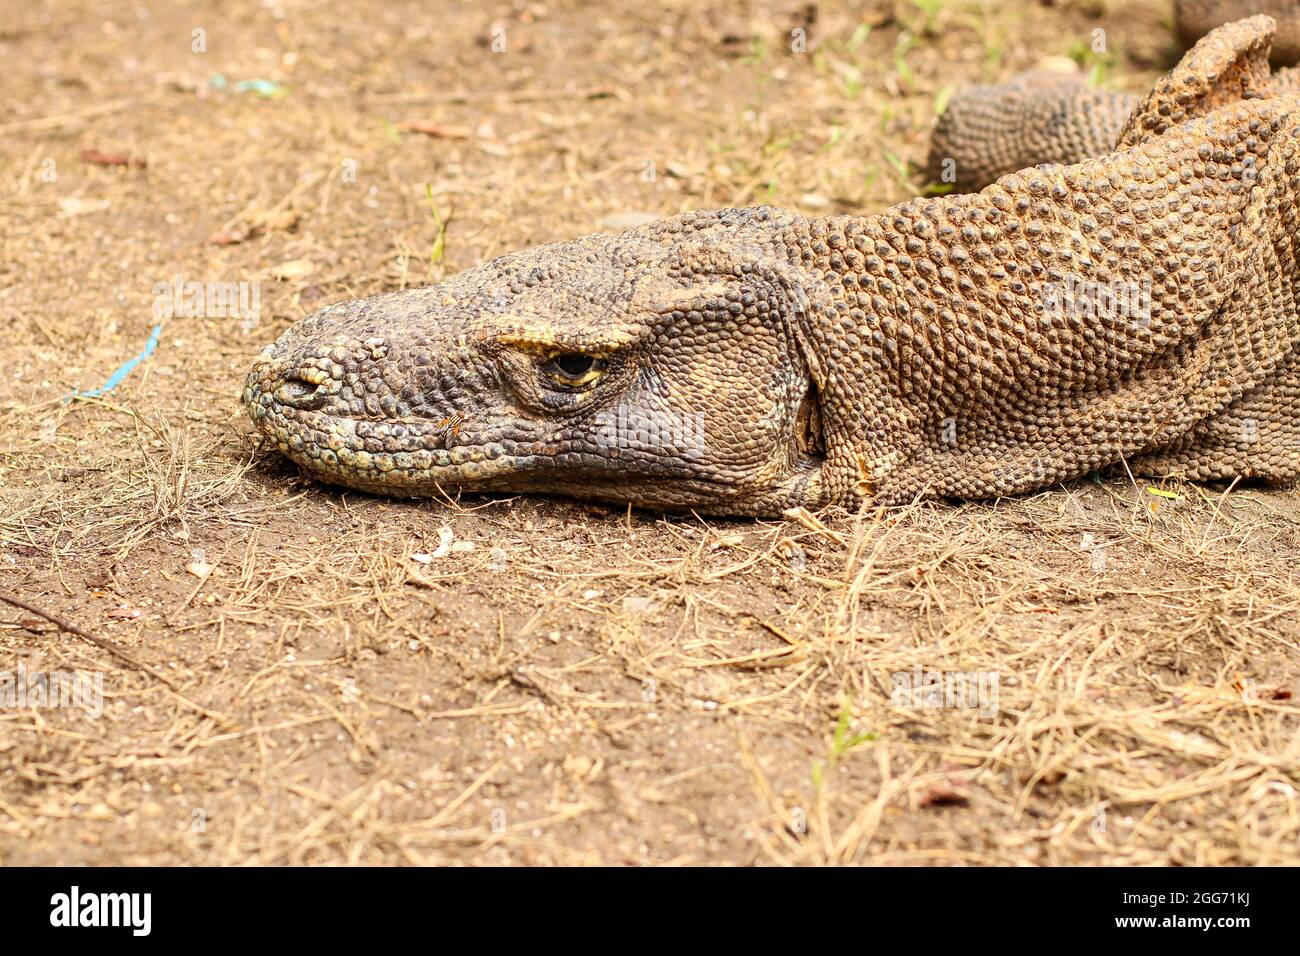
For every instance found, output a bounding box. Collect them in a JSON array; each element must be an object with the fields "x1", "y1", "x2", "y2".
[{"x1": 541, "y1": 352, "x2": 607, "y2": 389}]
